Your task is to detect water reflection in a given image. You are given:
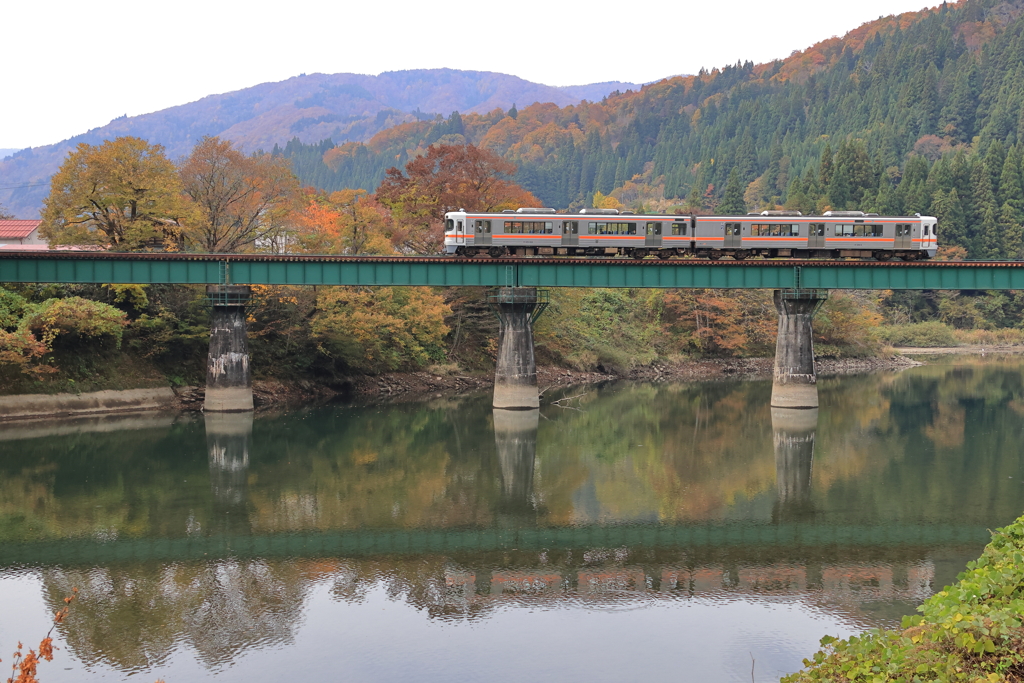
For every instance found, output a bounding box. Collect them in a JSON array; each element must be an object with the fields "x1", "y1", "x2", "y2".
[
  {"x1": 205, "y1": 412, "x2": 253, "y2": 507},
  {"x1": 772, "y1": 407, "x2": 817, "y2": 523},
  {"x1": 493, "y1": 408, "x2": 538, "y2": 519},
  {"x1": 4, "y1": 358, "x2": 1024, "y2": 681}
]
